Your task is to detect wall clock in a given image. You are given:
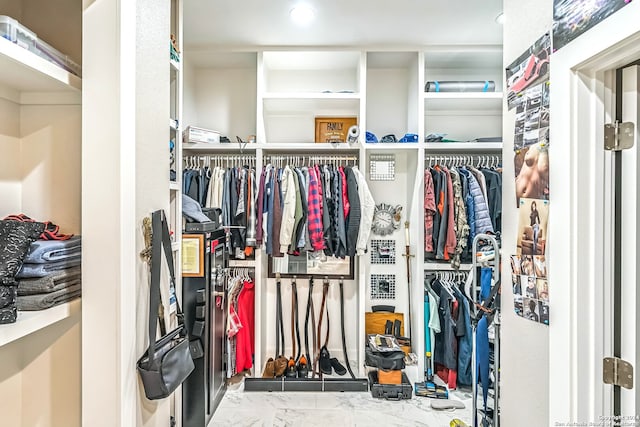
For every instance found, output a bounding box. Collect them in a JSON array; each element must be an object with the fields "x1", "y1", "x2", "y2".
[{"x1": 371, "y1": 203, "x2": 402, "y2": 236}]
